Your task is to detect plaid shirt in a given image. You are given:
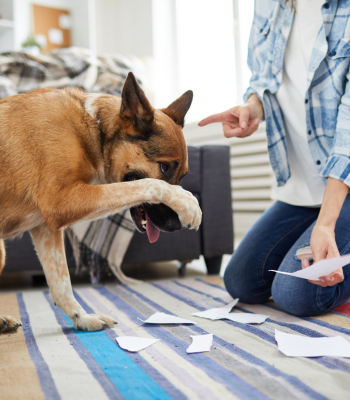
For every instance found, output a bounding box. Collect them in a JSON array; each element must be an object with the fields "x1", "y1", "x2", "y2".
[{"x1": 244, "y1": 0, "x2": 350, "y2": 187}]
